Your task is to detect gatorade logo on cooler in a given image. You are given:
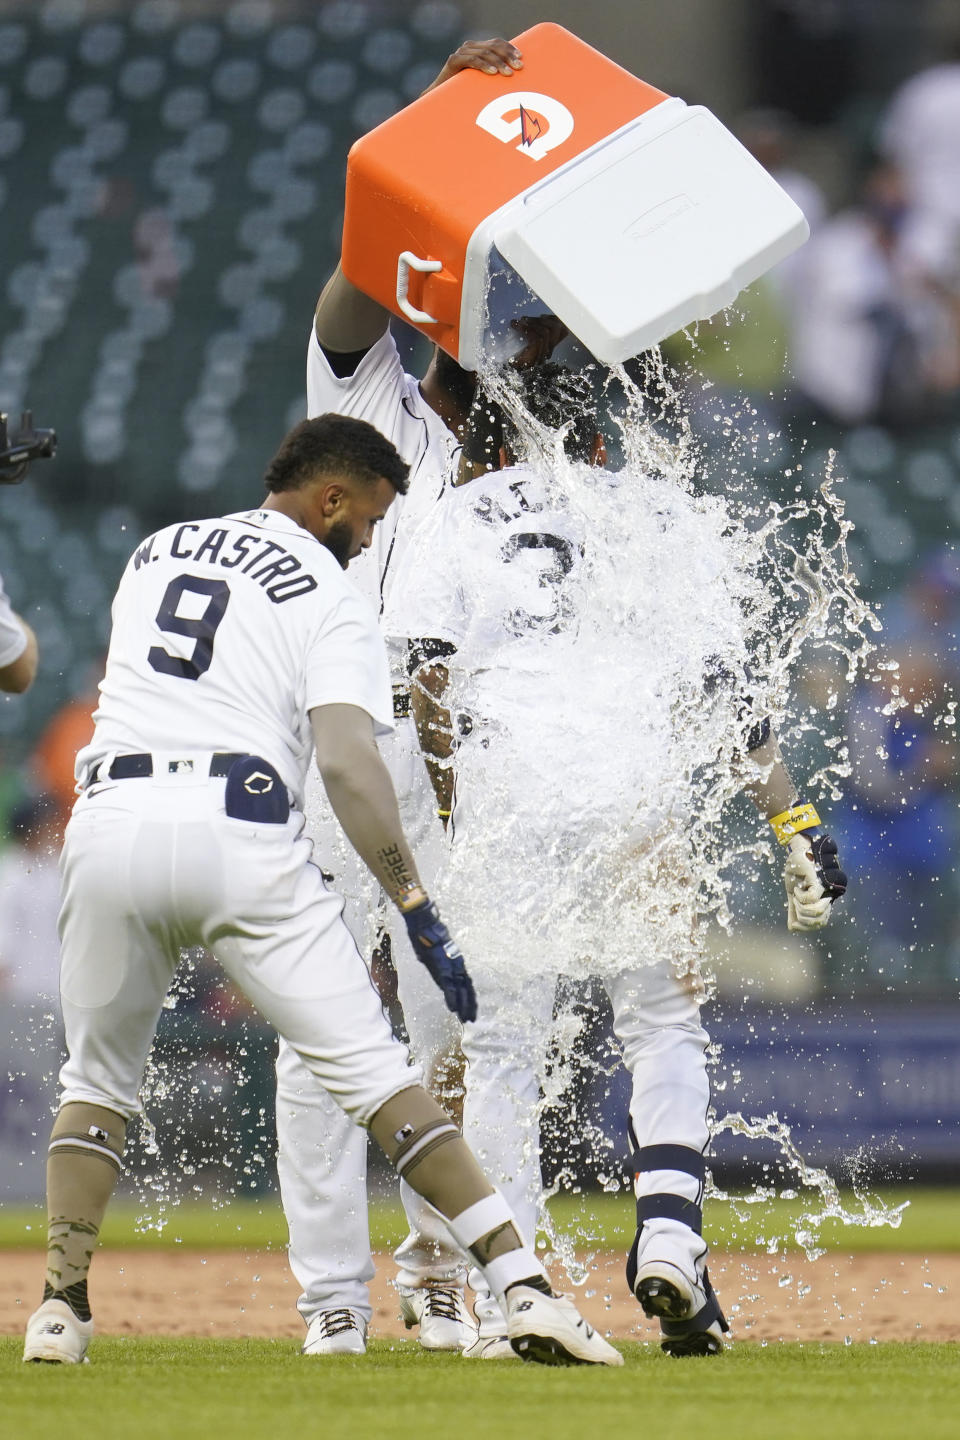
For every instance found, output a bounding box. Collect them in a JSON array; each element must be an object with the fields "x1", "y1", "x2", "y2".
[{"x1": 475, "y1": 91, "x2": 574, "y2": 162}]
